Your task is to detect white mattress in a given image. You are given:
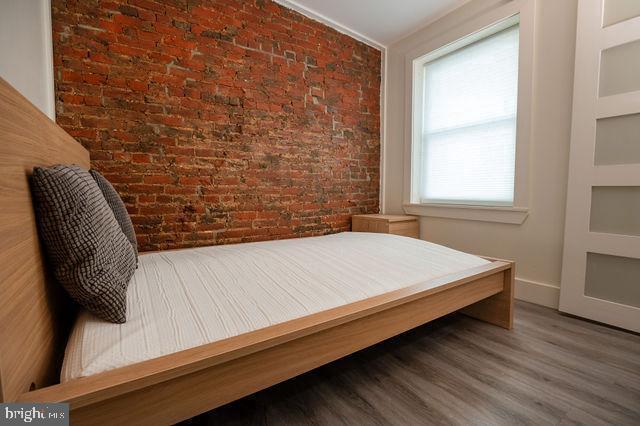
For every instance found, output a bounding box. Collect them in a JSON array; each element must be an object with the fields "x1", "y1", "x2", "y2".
[{"x1": 61, "y1": 232, "x2": 489, "y2": 382}]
